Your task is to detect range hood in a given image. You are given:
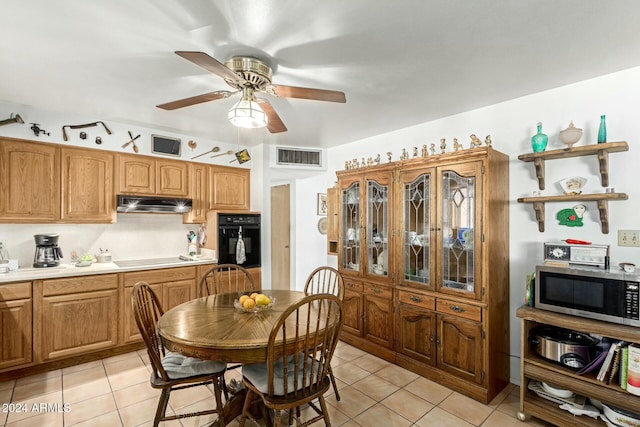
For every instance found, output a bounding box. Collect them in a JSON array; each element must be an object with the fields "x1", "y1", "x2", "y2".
[{"x1": 117, "y1": 195, "x2": 192, "y2": 214}]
